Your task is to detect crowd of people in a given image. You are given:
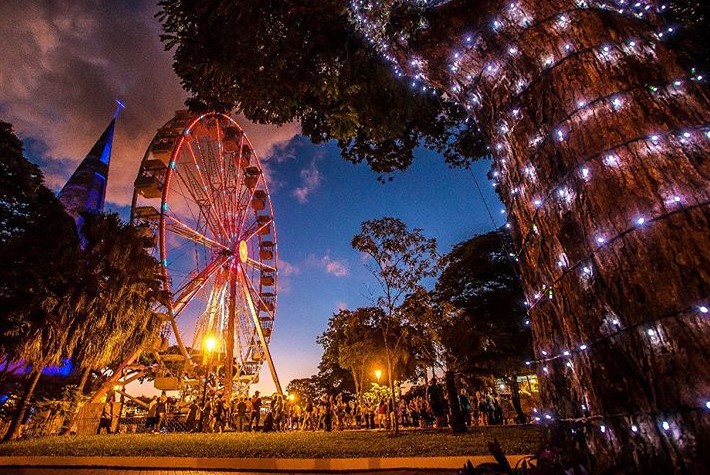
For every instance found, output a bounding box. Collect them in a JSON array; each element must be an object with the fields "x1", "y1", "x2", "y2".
[{"x1": 108, "y1": 378, "x2": 528, "y2": 434}]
